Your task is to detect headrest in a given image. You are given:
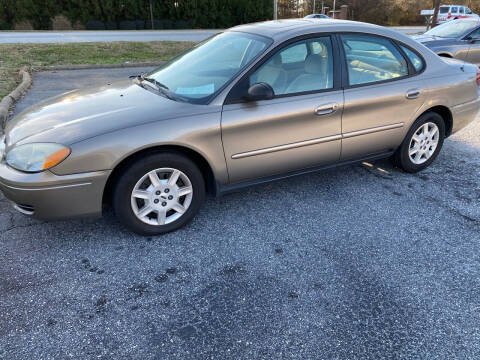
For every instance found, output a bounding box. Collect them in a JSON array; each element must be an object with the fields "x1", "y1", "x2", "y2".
[
  {"x1": 315, "y1": 42, "x2": 327, "y2": 56},
  {"x1": 304, "y1": 54, "x2": 326, "y2": 74}
]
